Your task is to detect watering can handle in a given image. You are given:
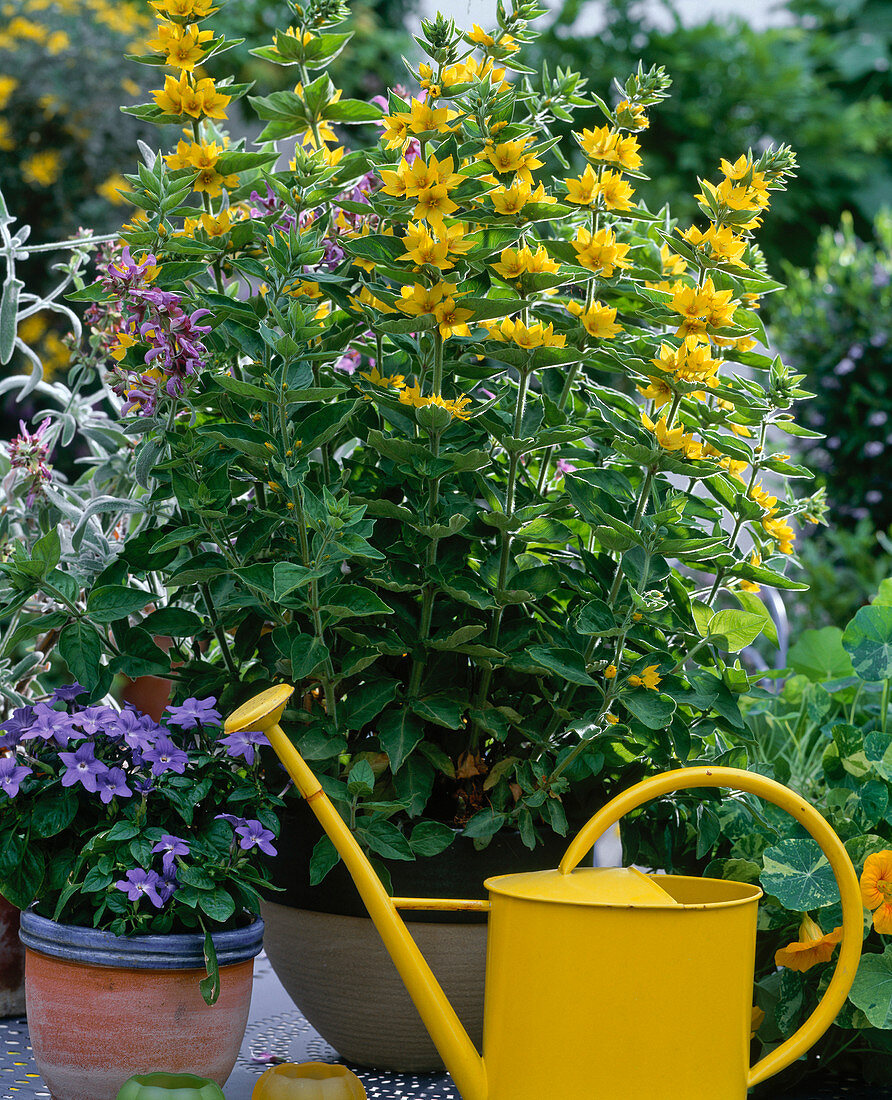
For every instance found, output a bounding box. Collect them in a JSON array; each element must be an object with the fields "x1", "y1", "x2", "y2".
[{"x1": 559, "y1": 765, "x2": 863, "y2": 1089}]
